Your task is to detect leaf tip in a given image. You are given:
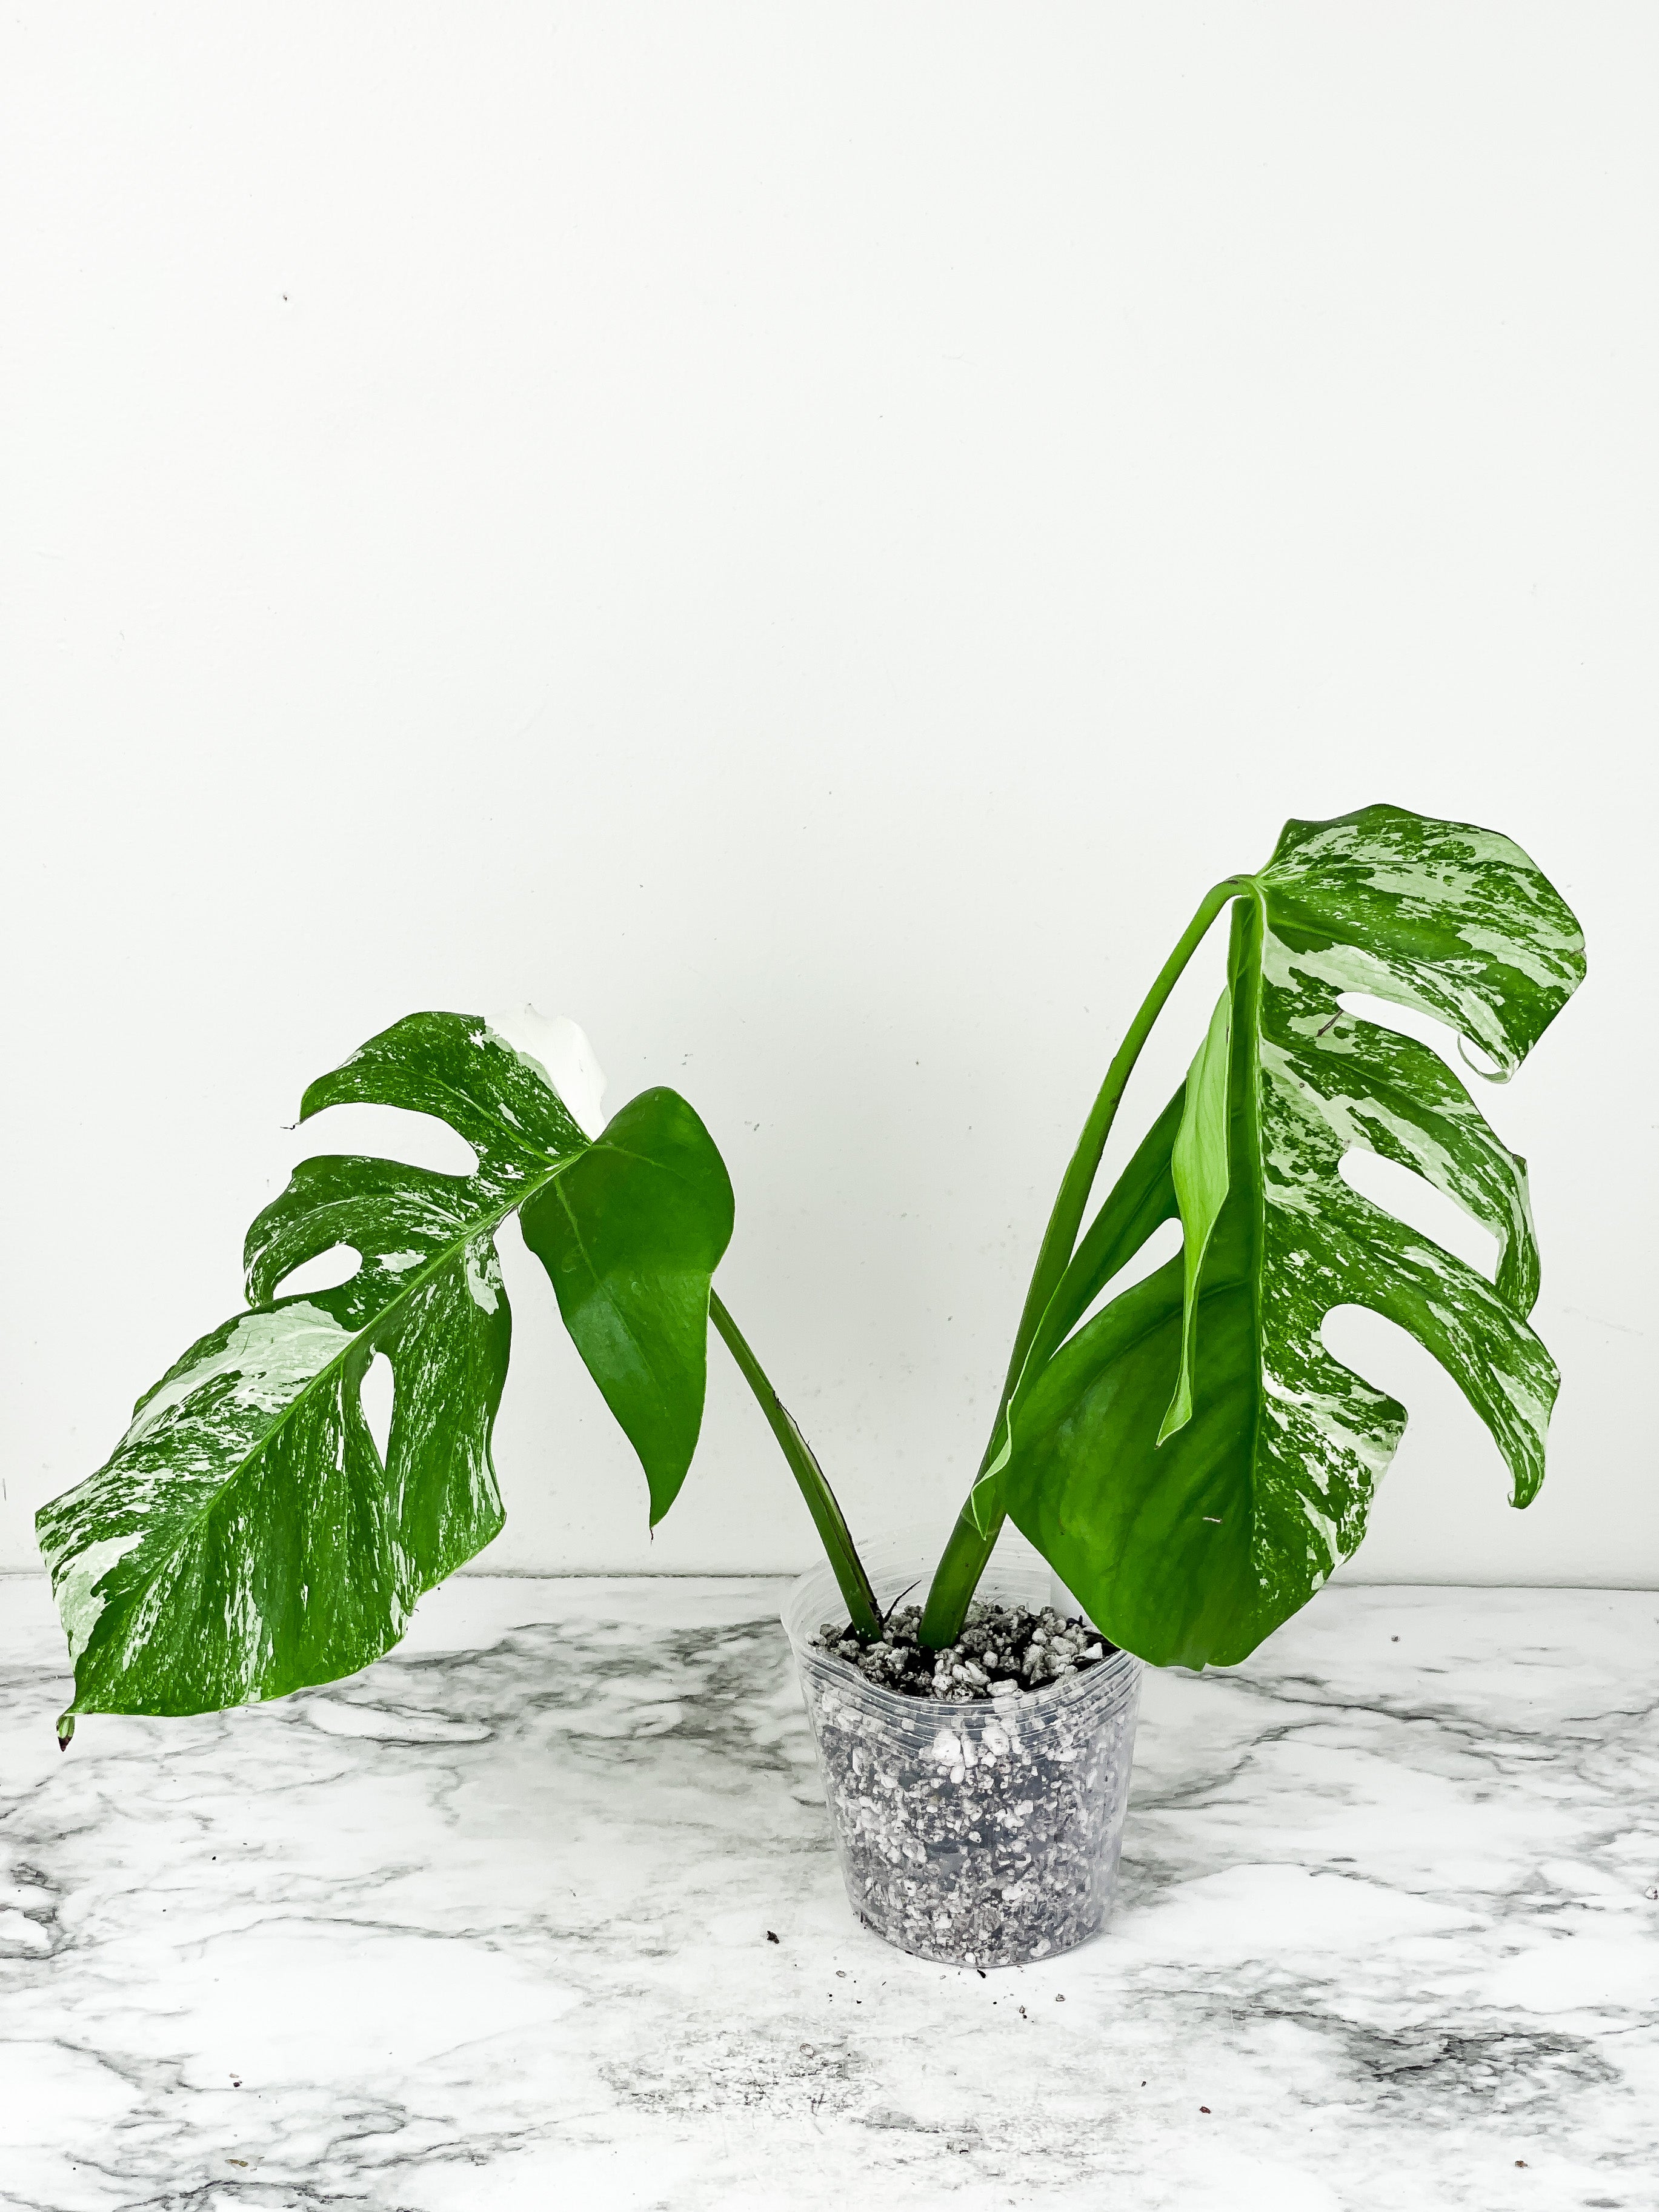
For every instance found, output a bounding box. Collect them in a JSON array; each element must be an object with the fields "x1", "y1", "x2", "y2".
[{"x1": 1155, "y1": 1384, "x2": 1191, "y2": 1447}]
